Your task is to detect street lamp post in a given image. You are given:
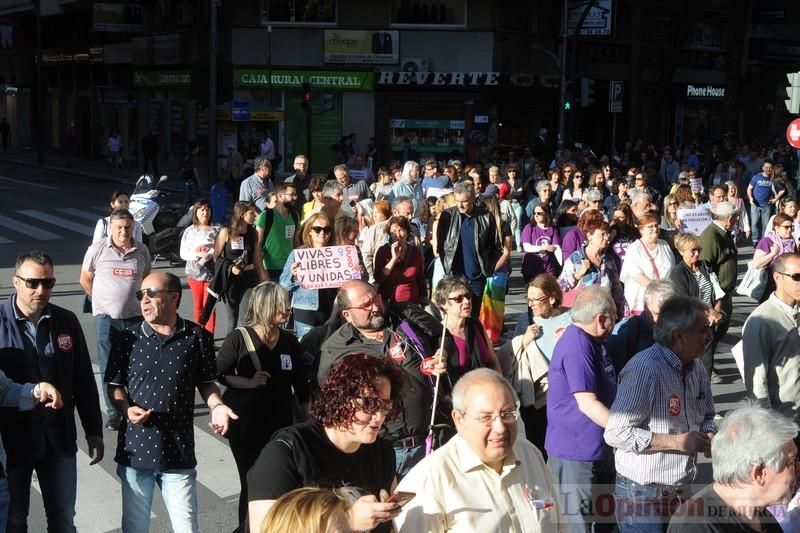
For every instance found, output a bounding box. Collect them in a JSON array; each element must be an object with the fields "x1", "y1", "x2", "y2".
[{"x1": 208, "y1": 0, "x2": 218, "y2": 191}]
